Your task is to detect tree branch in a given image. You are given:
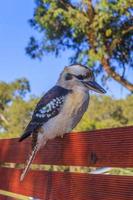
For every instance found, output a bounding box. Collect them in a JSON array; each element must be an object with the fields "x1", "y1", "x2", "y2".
[
  {"x1": 102, "y1": 24, "x2": 133, "y2": 91},
  {"x1": 60, "y1": 0, "x2": 77, "y2": 10},
  {"x1": 0, "y1": 114, "x2": 9, "y2": 125},
  {"x1": 88, "y1": 0, "x2": 95, "y2": 18},
  {"x1": 101, "y1": 57, "x2": 133, "y2": 92},
  {"x1": 109, "y1": 25, "x2": 133, "y2": 55}
]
